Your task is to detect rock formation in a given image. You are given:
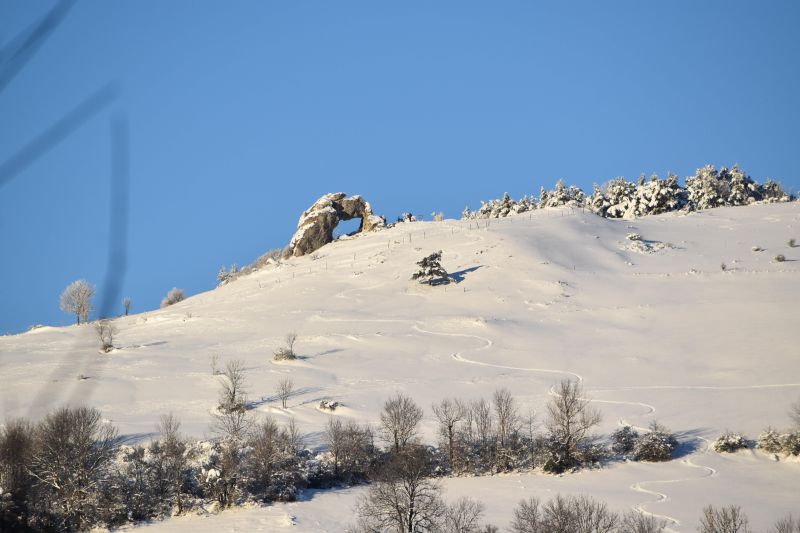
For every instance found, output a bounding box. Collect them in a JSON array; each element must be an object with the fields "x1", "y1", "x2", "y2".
[{"x1": 288, "y1": 193, "x2": 385, "y2": 257}]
